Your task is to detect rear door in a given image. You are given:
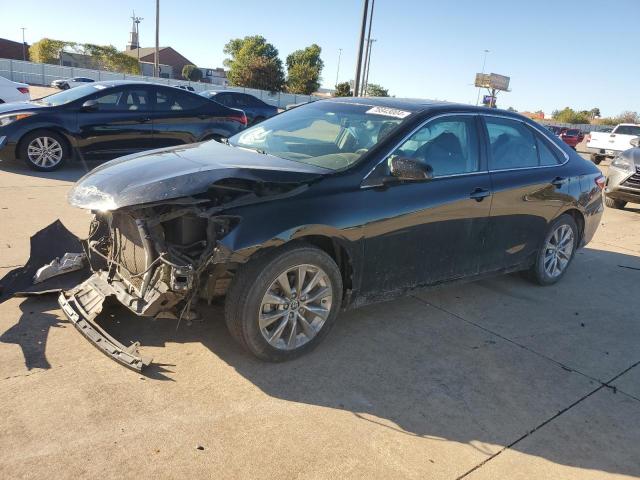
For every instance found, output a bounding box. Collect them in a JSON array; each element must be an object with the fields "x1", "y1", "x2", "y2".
[
  {"x1": 359, "y1": 114, "x2": 492, "y2": 295},
  {"x1": 481, "y1": 115, "x2": 571, "y2": 271},
  {"x1": 76, "y1": 86, "x2": 155, "y2": 159},
  {"x1": 151, "y1": 86, "x2": 216, "y2": 147}
]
